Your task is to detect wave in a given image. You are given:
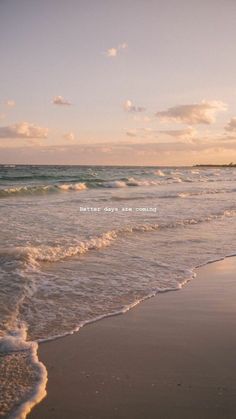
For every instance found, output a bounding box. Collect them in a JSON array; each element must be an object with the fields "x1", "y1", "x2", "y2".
[
  {"x1": 3, "y1": 171, "x2": 236, "y2": 198},
  {"x1": 101, "y1": 177, "x2": 161, "y2": 188},
  {"x1": 0, "y1": 183, "x2": 87, "y2": 197},
  {"x1": 126, "y1": 177, "x2": 160, "y2": 186},
  {"x1": 102, "y1": 180, "x2": 127, "y2": 188},
  {"x1": 0, "y1": 177, "x2": 160, "y2": 197},
  {"x1": 2, "y1": 208, "x2": 236, "y2": 270},
  {"x1": 57, "y1": 183, "x2": 87, "y2": 191},
  {"x1": 167, "y1": 176, "x2": 182, "y2": 183},
  {"x1": 178, "y1": 188, "x2": 236, "y2": 198},
  {"x1": 154, "y1": 169, "x2": 165, "y2": 176}
]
